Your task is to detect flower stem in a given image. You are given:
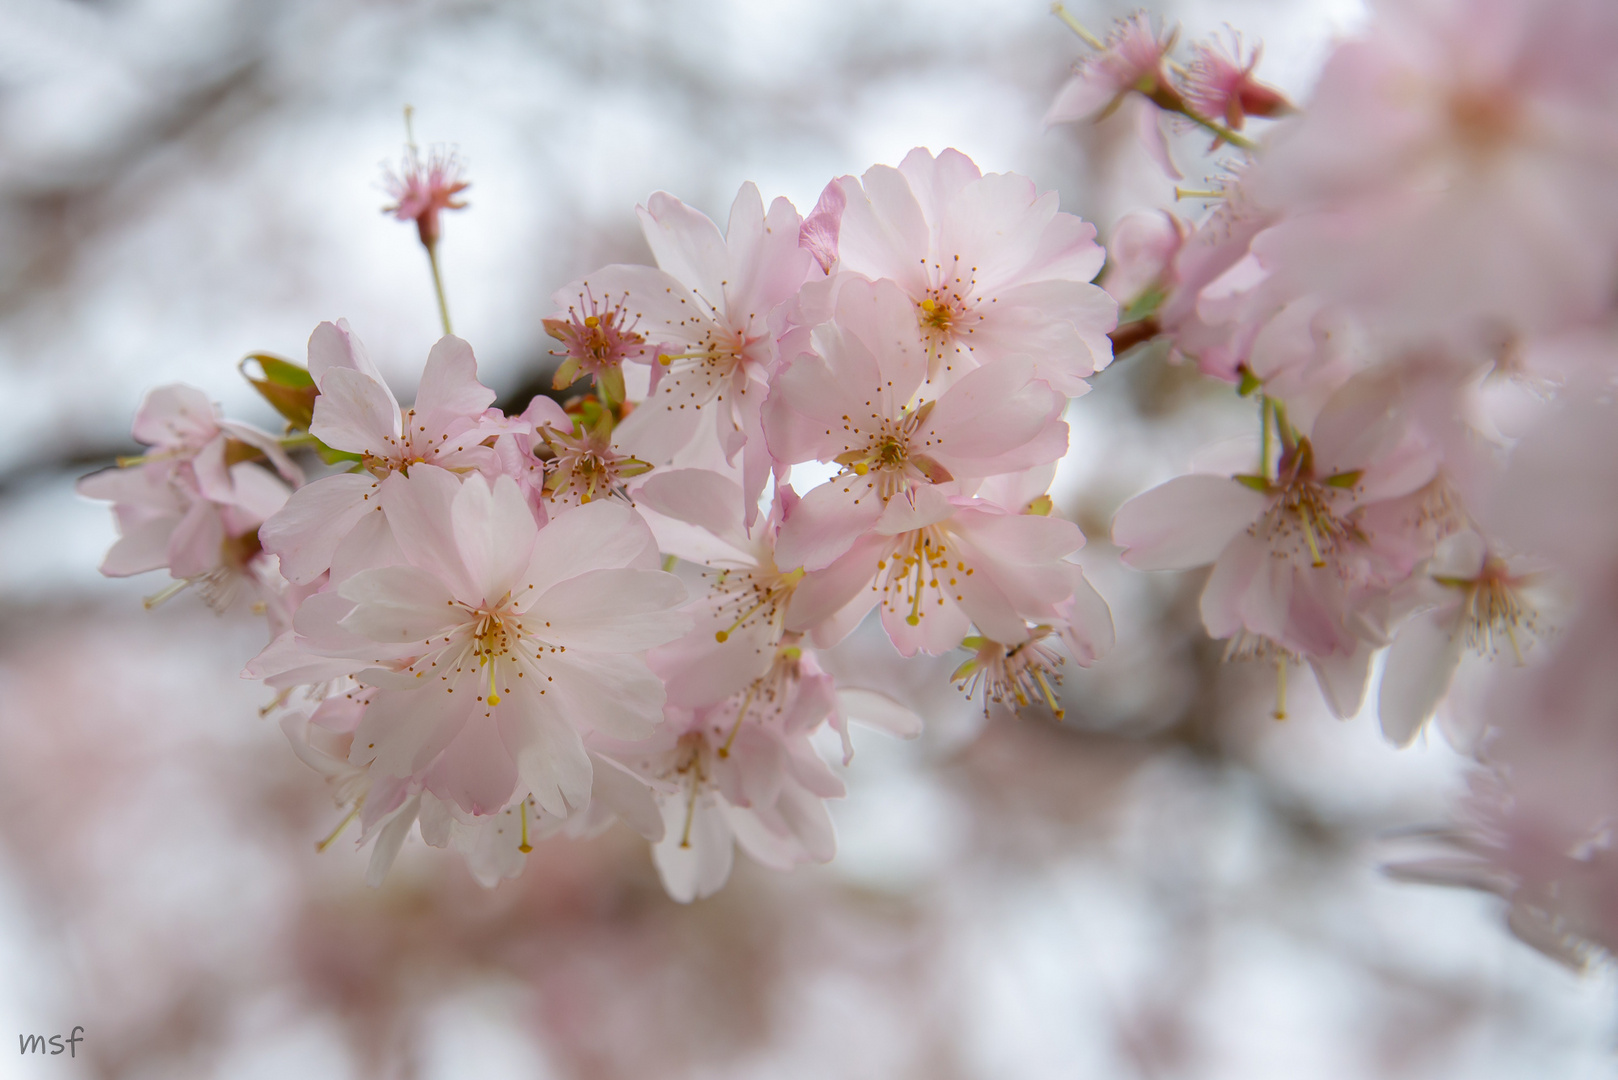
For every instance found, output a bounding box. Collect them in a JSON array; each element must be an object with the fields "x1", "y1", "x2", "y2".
[
  {"x1": 1259, "y1": 394, "x2": 1271, "y2": 480},
  {"x1": 1177, "y1": 107, "x2": 1257, "y2": 151},
  {"x1": 425, "y1": 239, "x2": 453, "y2": 336}
]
